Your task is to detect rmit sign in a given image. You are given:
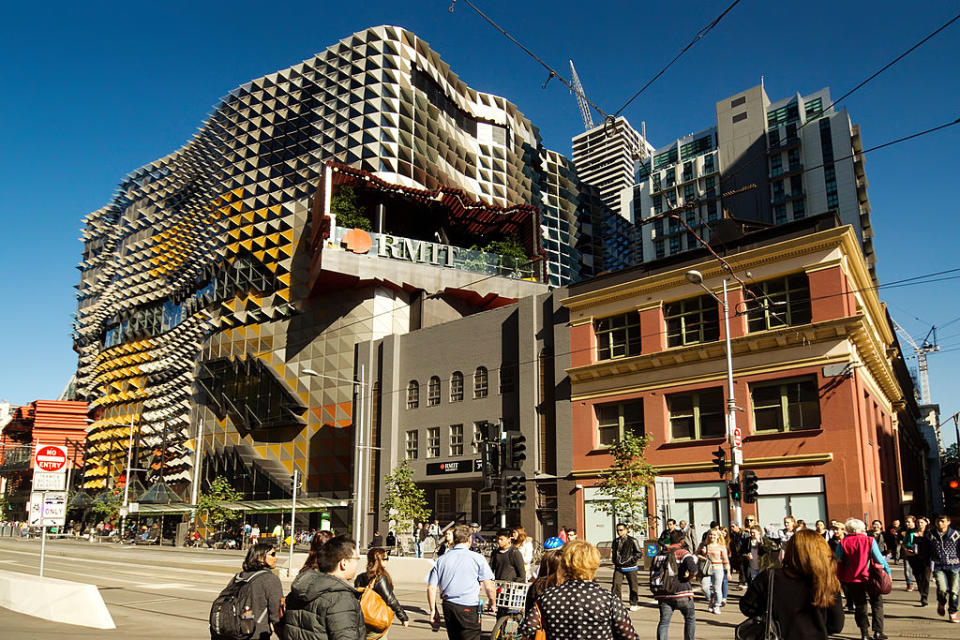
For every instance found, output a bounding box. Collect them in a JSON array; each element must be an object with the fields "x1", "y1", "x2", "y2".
[{"x1": 339, "y1": 228, "x2": 457, "y2": 267}]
